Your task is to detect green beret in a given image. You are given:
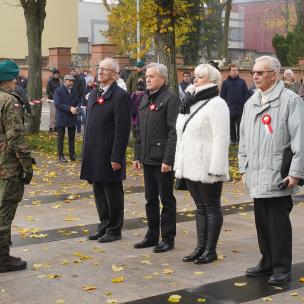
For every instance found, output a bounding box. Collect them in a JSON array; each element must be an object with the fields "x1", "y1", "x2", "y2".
[
  {"x1": 0, "y1": 60, "x2": 20, "y2": 81},
  {"x1": 136, "y1": 60, "x2": 145, "y2": 68}
]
